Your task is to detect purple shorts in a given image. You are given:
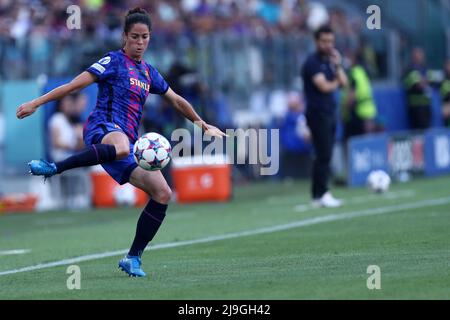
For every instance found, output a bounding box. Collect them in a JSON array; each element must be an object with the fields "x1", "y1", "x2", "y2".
[{"x1": 83, "y1": 121, "x2": 138, "y2": 185}]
